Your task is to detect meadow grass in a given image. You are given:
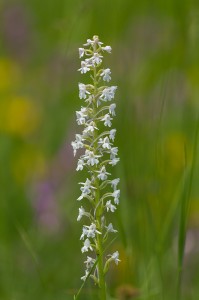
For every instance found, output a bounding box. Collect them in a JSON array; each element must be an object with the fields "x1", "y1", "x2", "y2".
[{"x1": 0, "y1": 0, "x2": 199, "y2": 299}]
